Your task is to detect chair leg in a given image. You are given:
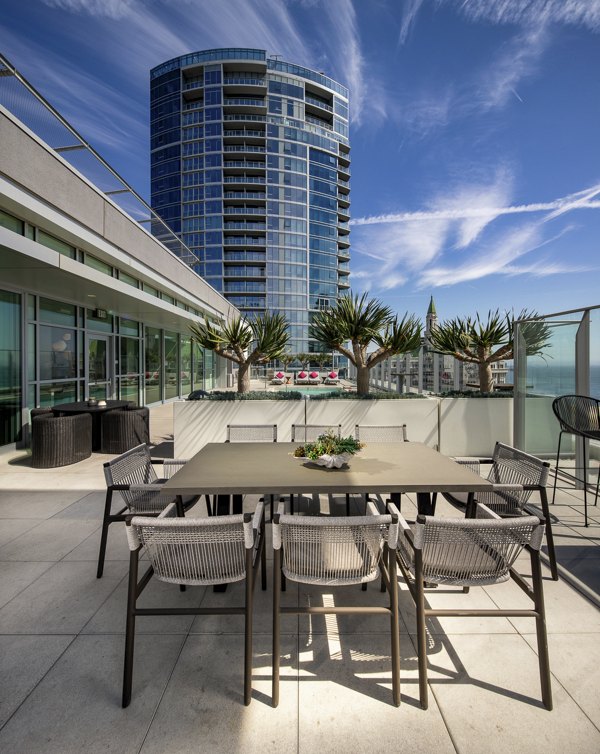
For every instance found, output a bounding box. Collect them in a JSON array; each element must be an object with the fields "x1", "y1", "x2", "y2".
[
  {"x1": 272, "y1": 549, "x2": 282, "y2": 708},
  {"x1": 539, "y1": 487, "x2": 558, "y2": 581},
  {"x1": 388, "y1": 547, "x2": 401, "y2": 707},
  {"x1": 414, "y1": 553, "x2": 428, "y2": 710},
  {"x1": 551, "y1": 432, "x2": 563, "y2": 505},
  {"x1": 261, "y1": 525, "x2": 267, "y2": 591},
  {"x1": 122, "y1": 548, "x2": 139, "y2": 708},
  {"x1": 97, "y1": 489, "x2": 114, "y2": 579},
  {"x1": 531, "y1": 551, "x2": 553, "y2": 710},
  {"x1": 244, "y1": 547, "x2": 253, "y2": 706}
]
